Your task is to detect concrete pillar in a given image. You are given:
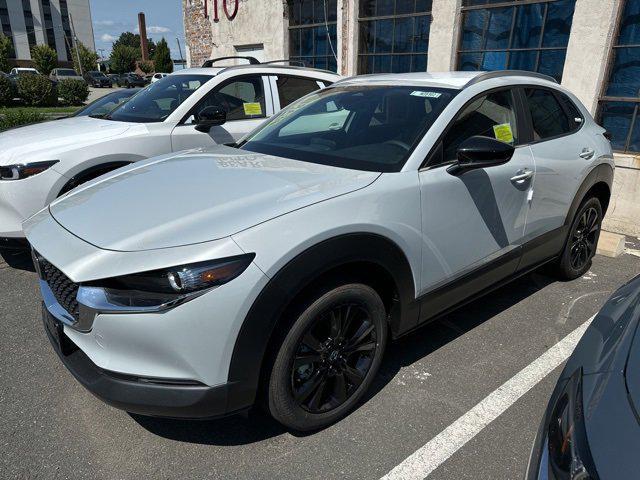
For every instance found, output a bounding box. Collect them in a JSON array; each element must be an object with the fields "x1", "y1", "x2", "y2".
[
  {"x1": 6, "y1": 0, "x2": 30, "y2": 60},
  {"x1": 427, "y1": 0, "x2": 462, "y2": 72},
  {"x1": 29, "y1": 0, "x2": 46, "y2": 48},
  {"x1": 338, "y1": 0, "x2": 358, "y2": 76},
  {"x1": 50, "y1": 0, "x2": 68, "y2": 61},
  {"x1": 561, "y1": 0, "x2": 620, "y2": 115}
]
